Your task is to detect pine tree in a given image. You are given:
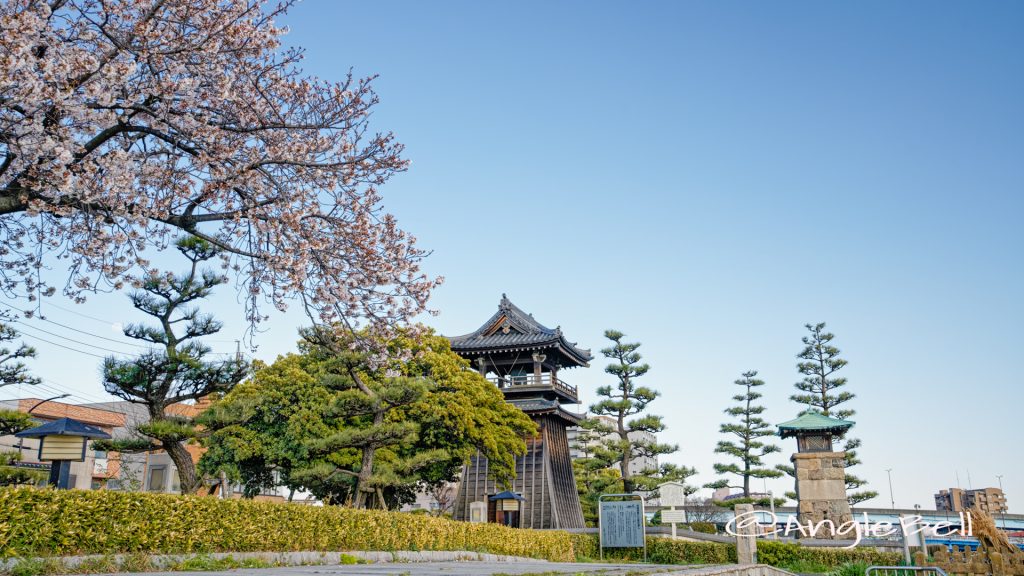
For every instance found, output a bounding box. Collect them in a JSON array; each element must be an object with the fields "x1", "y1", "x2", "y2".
[
  {"x1": 571, "y1": 421, "x2": 624, "y2": 526},
  {"x1": 786, "y1": 323, "x2": 878, "y2": 505},
  {"x1": 97, "y1": 237, "x2": 247, "y2": 494},
  {"x1": 705, "y1": 370, "x2": 782, "y2": 497},
  {"x1": 589, "y1": 329, "x2": 680, "y2": 494},
  {"x1": 0, "y1": 317, "x2": 39, "y2": 436}
]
